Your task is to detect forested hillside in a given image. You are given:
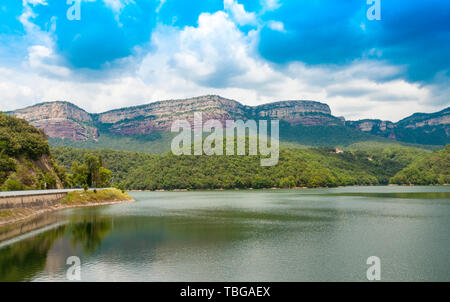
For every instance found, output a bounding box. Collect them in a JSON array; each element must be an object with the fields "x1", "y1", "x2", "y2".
[
  {"x1": 51, "y1": 144, "x2": 431, "y2": 190},
  {"x1": 0, "y1": 112, "x2": 63, "y2": 190},
  {"x1": 390, "y1": 145, "x2": 450, "y2": 185},
  {"x1": 1, "y1": 111, "x2": 441, "y2": 192}
]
